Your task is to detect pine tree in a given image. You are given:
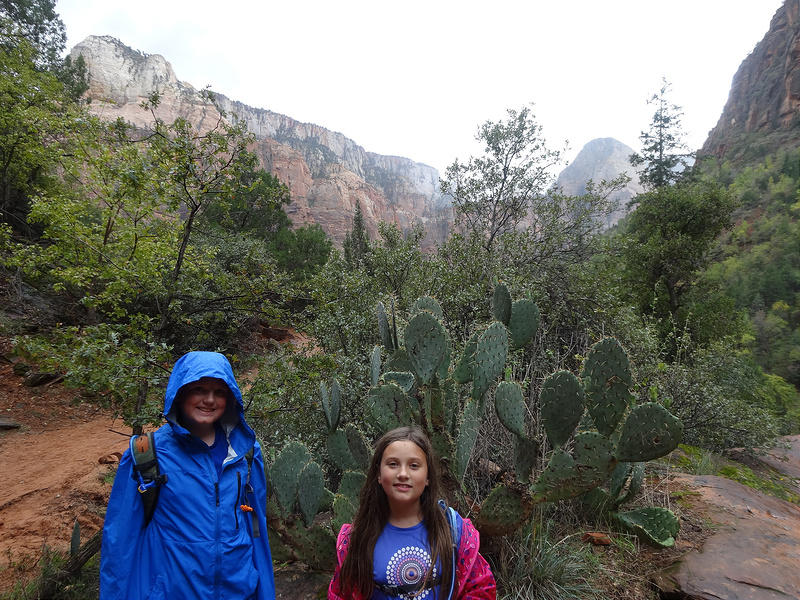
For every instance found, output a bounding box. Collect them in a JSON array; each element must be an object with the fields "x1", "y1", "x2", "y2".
[
  {"x1": 630, "y1": 79, "x2": 692, "y2": 189},
  {"x1": 343, "y1": 201, "x2": 370, "y2": 270}
]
